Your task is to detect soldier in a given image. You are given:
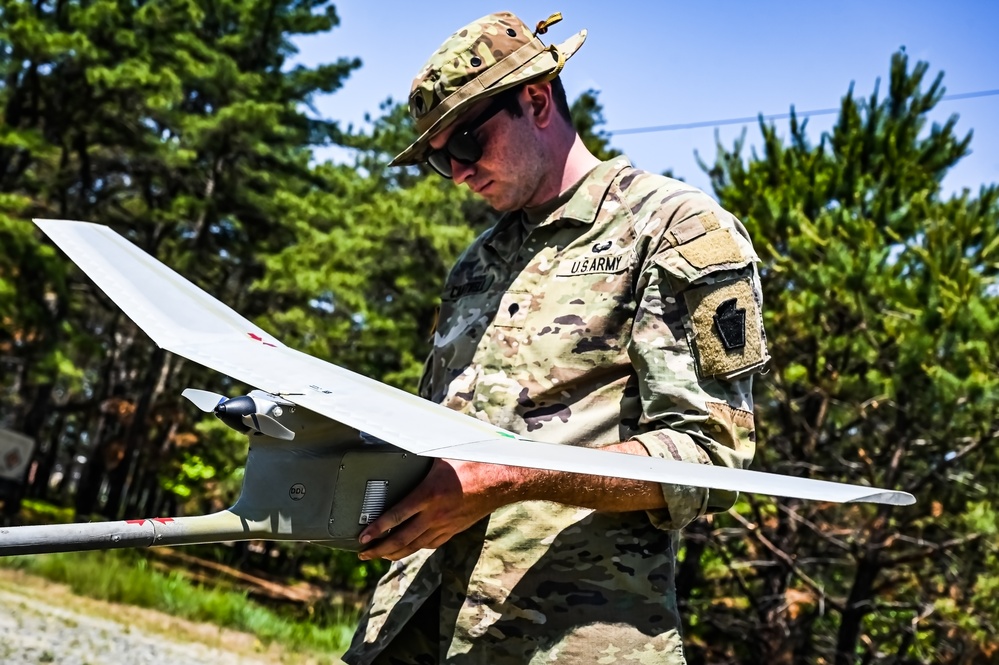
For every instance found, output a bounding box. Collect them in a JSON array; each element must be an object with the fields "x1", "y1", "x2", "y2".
[{"x1": 343, "y1": 10, "x2": 768, "y2": 665}]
